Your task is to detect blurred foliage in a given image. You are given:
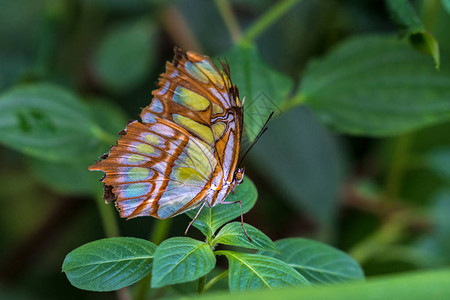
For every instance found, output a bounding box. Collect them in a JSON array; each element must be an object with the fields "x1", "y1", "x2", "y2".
[
  {"x1": 386, "y1": 0, "x2": 440, "y2": 67},
  {"x1": 0, "y1": 0, "x2": 450, "y2": 299}
]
